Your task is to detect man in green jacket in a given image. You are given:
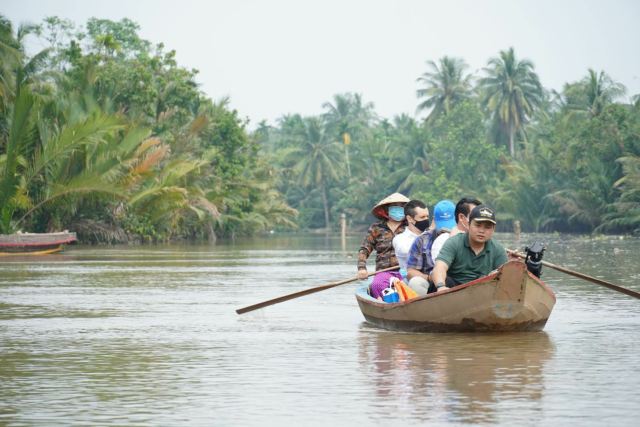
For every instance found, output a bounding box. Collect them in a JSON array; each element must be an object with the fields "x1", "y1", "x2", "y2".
[{"x1": 430, "y1": 205, "x2": 508, "y2": 292}]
